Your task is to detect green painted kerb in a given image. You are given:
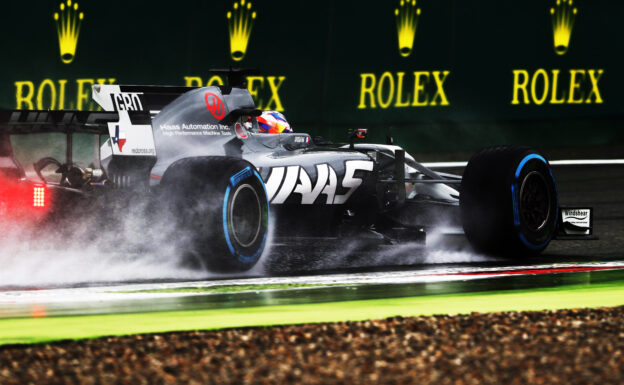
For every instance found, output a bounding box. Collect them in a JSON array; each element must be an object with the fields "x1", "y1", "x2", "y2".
[{"x1": 1, "y1": 281, "x2": 623, "y2": 346}]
